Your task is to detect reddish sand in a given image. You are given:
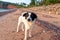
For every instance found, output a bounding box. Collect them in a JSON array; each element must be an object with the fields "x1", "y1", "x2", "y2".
[{"x1": 0, "y1": 4, "x2": 60, "y2": 40}]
